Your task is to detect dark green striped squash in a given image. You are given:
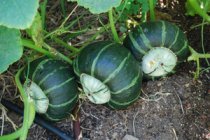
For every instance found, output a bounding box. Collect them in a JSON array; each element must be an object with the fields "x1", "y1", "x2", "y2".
[
  {"x1": 123, "y1": 20, "x2": 190, "y2": 78},
  {"x1": 22, "y1": 57, "x2": 79, "y2": 121},
  {"x1": 73, "y1": 41, "x2": 142, "y2": 109}
]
